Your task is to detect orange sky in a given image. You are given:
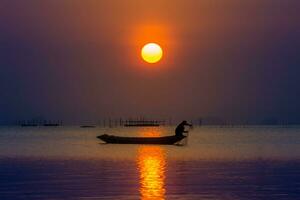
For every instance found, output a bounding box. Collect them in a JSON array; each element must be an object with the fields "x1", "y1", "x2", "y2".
[{"x1": 1, "y1": 0, "x2": 300, "y2": 124}]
